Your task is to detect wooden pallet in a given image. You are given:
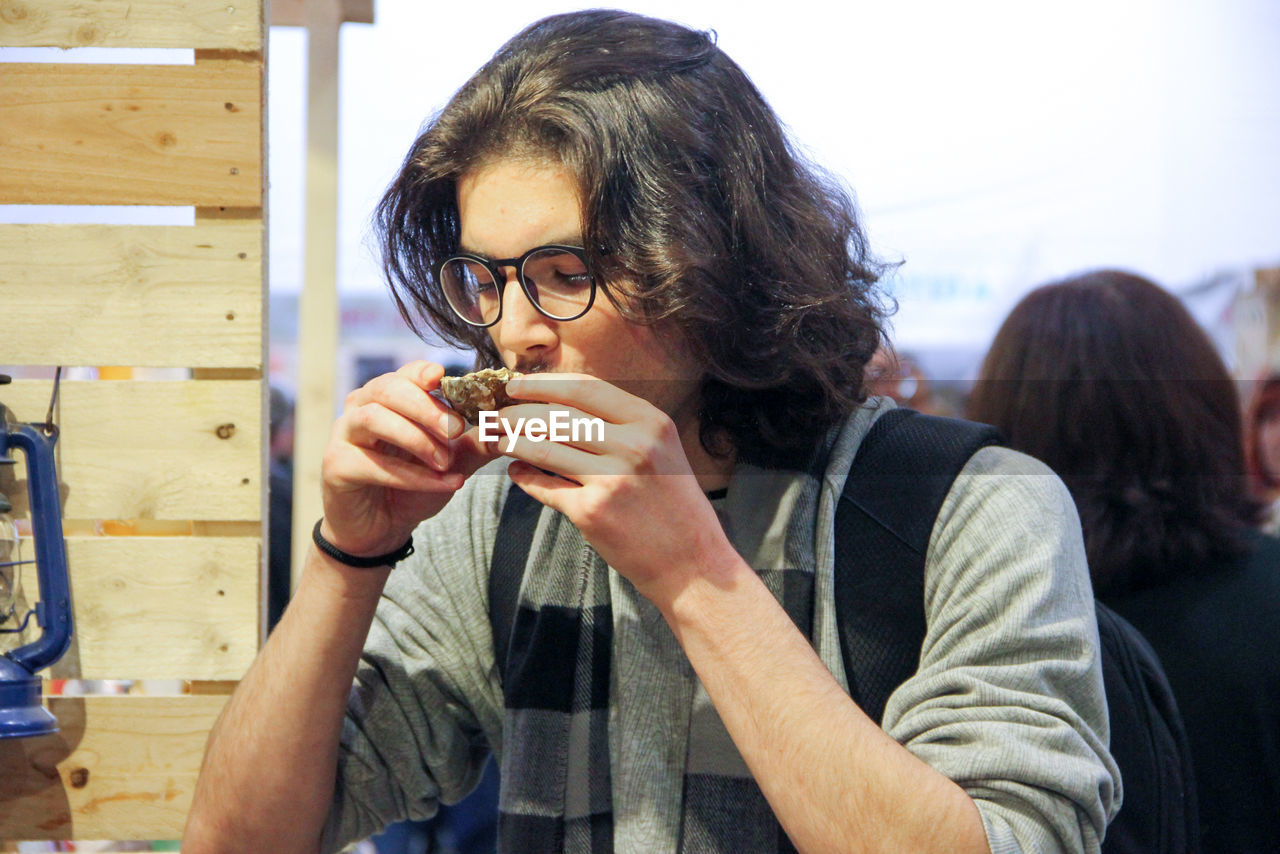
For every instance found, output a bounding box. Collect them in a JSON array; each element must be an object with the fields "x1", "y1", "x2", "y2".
[{"x1": 1, "y1": 0, "x2": 266, "y2": 841}]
